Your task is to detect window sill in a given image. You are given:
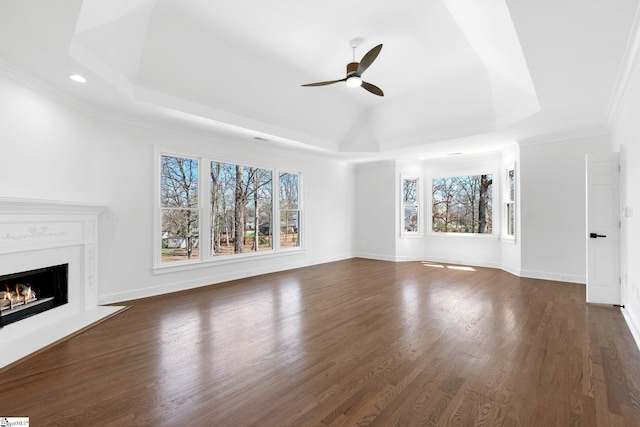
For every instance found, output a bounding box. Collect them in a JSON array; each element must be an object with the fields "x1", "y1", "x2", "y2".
[
  {"x1": 153, "y1": 247, "x2": 305, "y2": 275},
  {"x1": 500, "y1": 235, "x2": 517, "y2": 244},
  {"x1": 426, "y1": 232, "x2": 499, "y2": 241},
  {"x1": 400, "y1": 232, "x2": 424, "y2": 239}
]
